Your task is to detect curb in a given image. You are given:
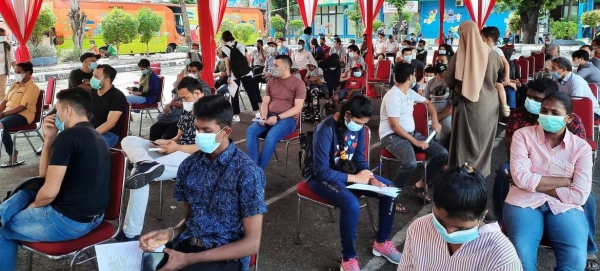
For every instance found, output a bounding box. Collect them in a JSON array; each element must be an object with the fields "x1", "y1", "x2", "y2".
[{"x1": 33, "y1": 58, "x2": 186, "y2": 83}]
